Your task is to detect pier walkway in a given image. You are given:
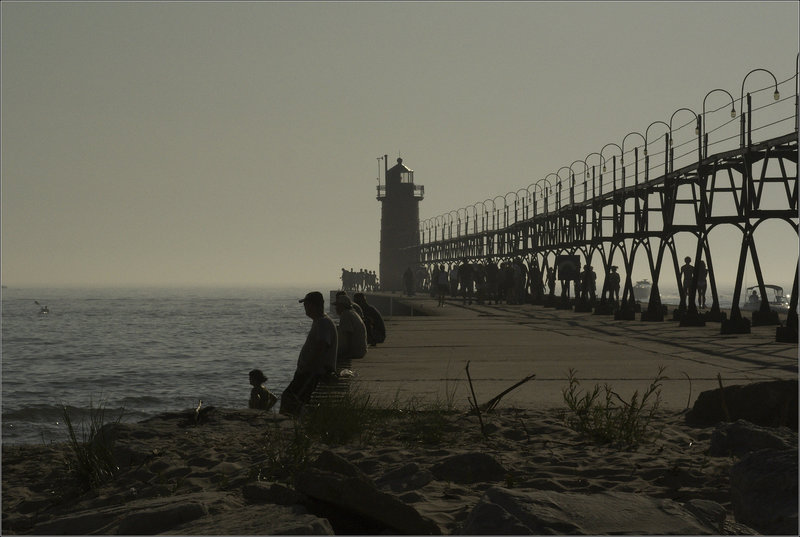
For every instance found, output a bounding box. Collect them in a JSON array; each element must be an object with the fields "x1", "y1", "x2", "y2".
[{"x1": 350, "y1": 294, "x2": 797, "y2": 411}]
